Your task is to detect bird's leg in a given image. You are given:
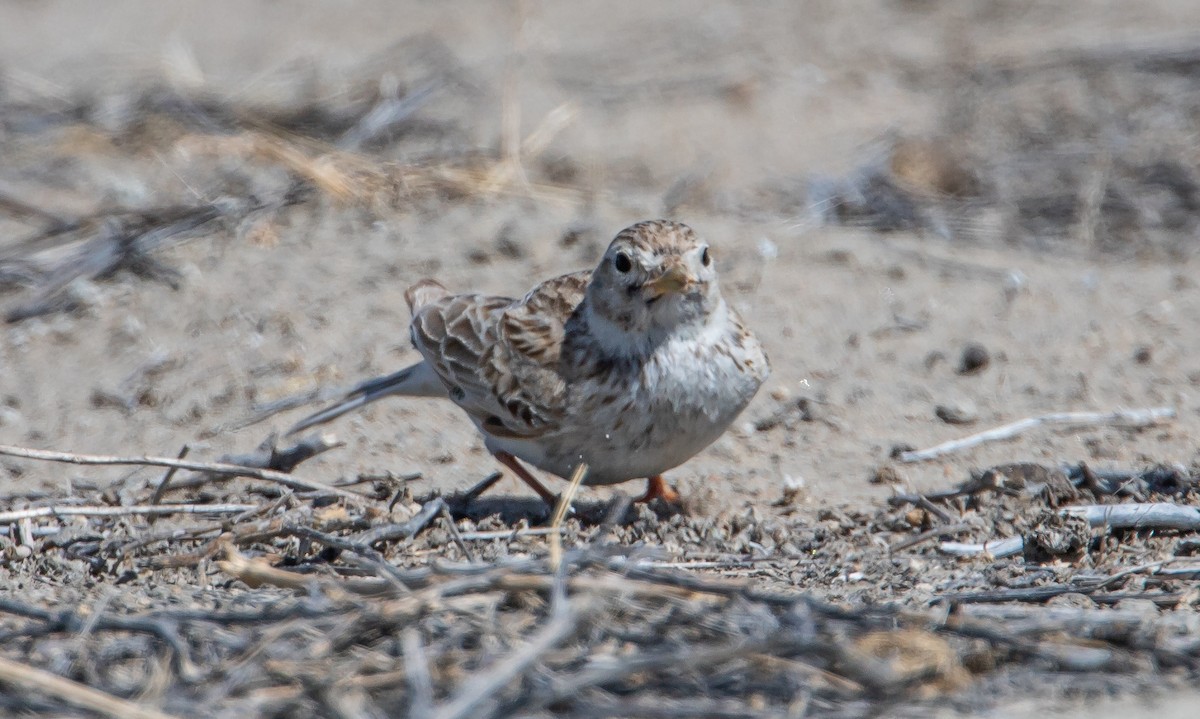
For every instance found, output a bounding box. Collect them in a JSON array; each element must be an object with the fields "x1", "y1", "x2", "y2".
[
  {"x1": 492, "y1": 451, "x2": 559, "y2": 506},
  {"x1": 637, "y1": 475, "x2": 680, "y2": 504}
]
